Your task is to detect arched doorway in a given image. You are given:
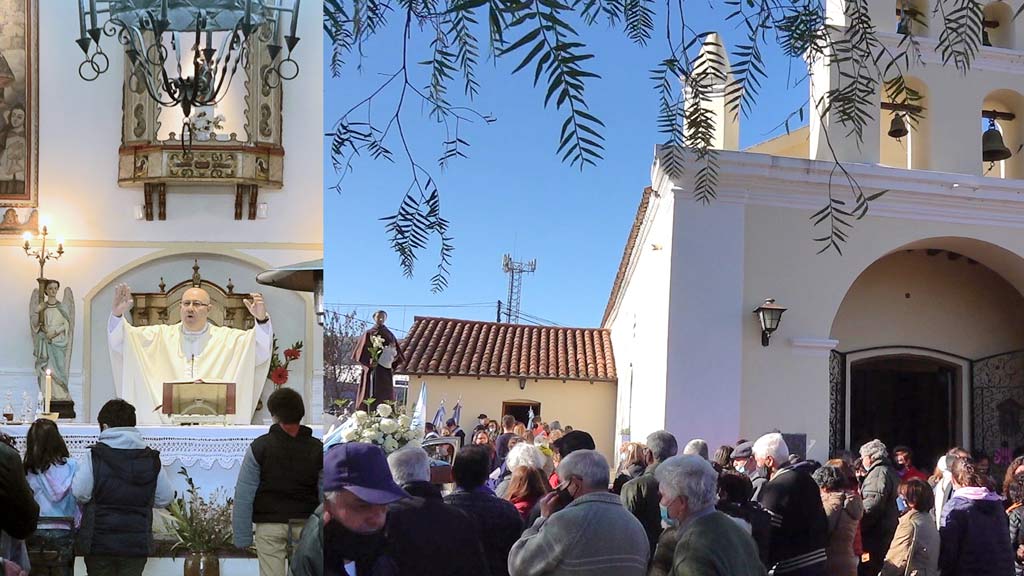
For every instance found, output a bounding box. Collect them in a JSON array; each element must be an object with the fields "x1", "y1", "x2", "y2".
[
  {"x1": 830, "y1": 238, "x2": 1024, "y2": 459},
  {"x1": 849, "y1": 353, "x2": 963, "y2": 469}
]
